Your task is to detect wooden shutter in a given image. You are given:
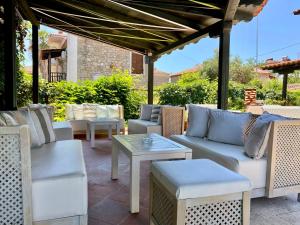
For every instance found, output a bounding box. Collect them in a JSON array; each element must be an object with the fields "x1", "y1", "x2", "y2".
[{"x1": 131, "y1": 53, "x2": 144, "y2": 74}]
